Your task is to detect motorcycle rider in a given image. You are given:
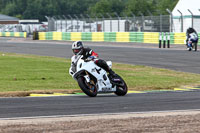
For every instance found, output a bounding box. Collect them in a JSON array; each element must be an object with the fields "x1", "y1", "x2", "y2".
[
  {"x1": 186, "y1": 27, "x2": 198, "y2": 51},
  {"x1": 70, "y1": 41, "x2": 116, "y2": 76}
]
